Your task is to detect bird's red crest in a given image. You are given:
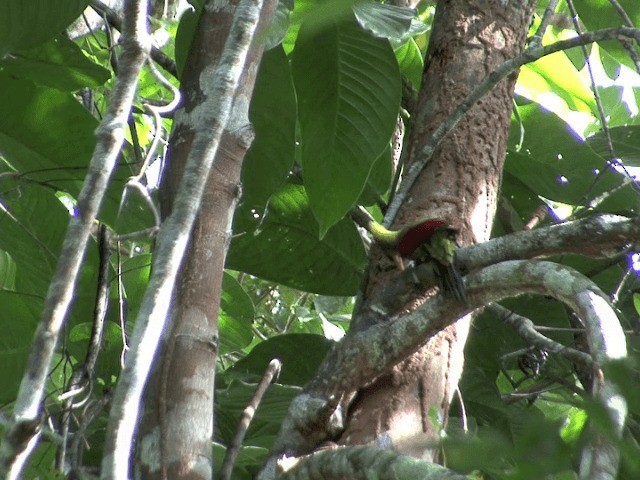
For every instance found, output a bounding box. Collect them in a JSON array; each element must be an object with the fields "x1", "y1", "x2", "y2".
[{"x1": 397, "y1": 219, "x2": 448, "y2": 256}]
